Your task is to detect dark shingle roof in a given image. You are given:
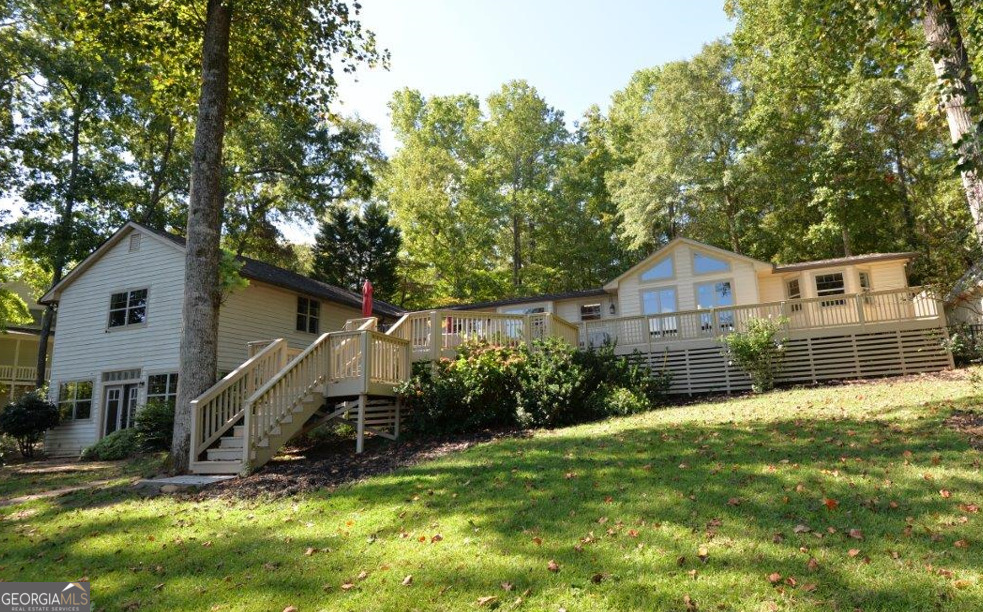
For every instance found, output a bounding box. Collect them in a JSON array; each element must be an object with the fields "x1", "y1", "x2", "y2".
[
  {"x1": 138, "y1": 223, "x2": 404, "y2": 318},
  {"x1": 448, "y1": 288, "x2": 609, "y2": 311},
  {"x1": 773, "y1": 252, "x2": 917, "y2": 273}
]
